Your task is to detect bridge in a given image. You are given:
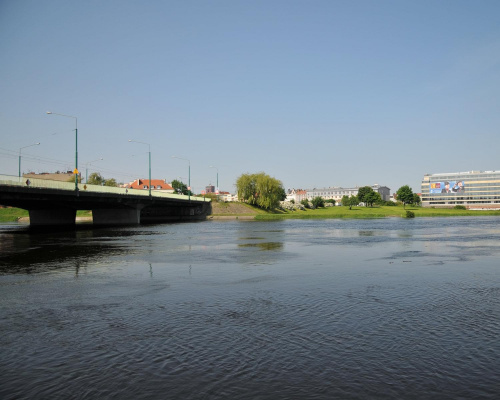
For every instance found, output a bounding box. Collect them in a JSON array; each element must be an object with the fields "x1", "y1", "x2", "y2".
[{"x1": 0, "y1": 174, "x2": 211, "y2": 227}]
